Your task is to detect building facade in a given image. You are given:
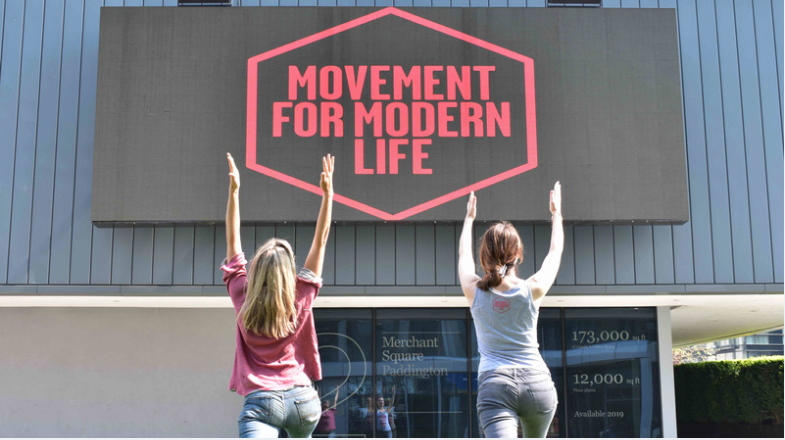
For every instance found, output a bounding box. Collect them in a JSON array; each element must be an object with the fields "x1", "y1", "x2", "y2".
[
  {"x1": 708, "y1": 329, "x2": 784, "y2": 361},
  {"x1": 0, "y1": 0, "x2": 782, "y2": 437}
]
